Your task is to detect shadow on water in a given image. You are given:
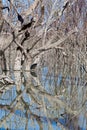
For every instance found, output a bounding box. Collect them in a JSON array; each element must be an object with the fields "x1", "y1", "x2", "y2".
[{"x1": 0, "y1": 67, "x2": 86, "y2": 130}]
